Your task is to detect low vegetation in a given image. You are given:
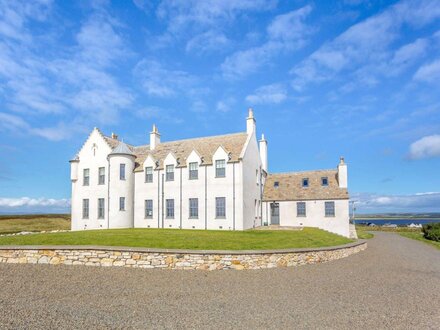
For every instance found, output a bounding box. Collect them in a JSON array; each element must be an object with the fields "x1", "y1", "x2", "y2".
[
  {"x1": 355, "y1": 228, "x2": 374, "y2": 239},
  {"x1": 0, "y1": 227, "x2": 352, "y2": 250},
  {"x1": 399, "y1": 232, "x2": 440, "y2": 250},
  {"x1": 422, "y1": 223, "x2": 440, "y2": 242},
  {"x1": 0, "y1": 214, "x2": 71, "y2": 235}
]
